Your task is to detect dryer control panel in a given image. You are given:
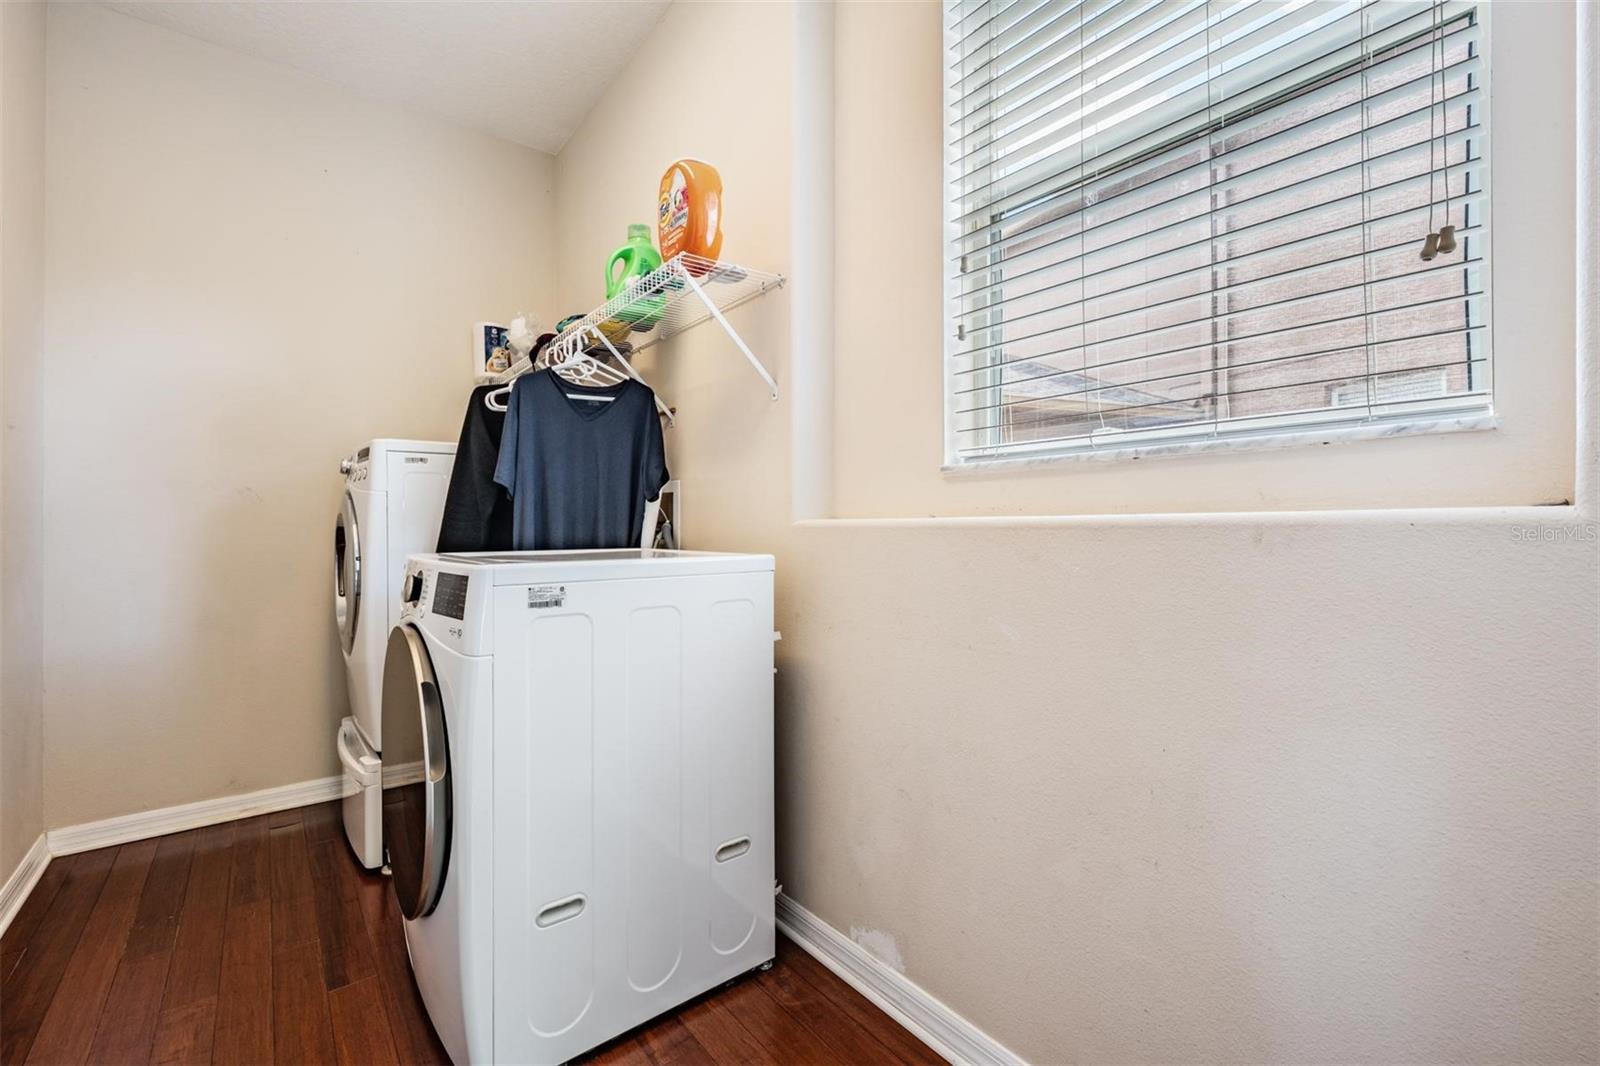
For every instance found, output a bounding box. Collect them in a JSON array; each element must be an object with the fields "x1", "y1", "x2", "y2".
[
  {"x1": 431, "y1": 572, "x2": 470, "y2": 619},
  {"x1": 398, "y1": 563, "x2": 434, "y2": 622},
  {"x1": 402, "y1": 568, "x2": 466, "y2": 618}
]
